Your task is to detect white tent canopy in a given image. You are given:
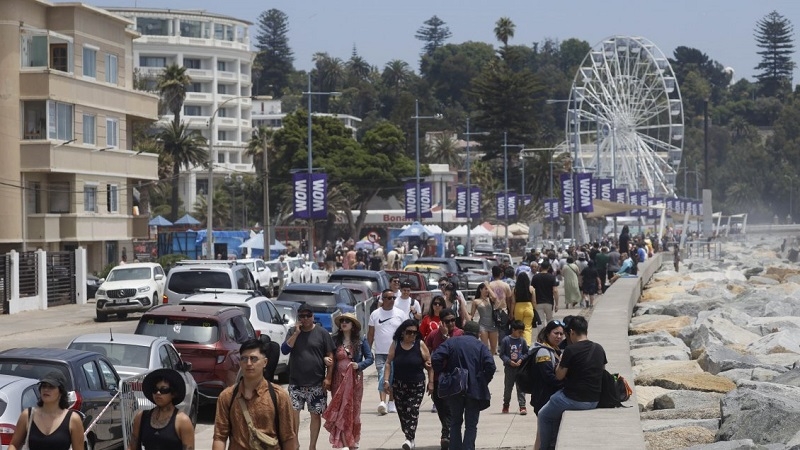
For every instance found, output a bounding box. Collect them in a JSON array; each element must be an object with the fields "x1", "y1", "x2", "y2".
[
  {"x1": 470, "y1": 225, "x2": 492, "y2": 236},
  {"x1": 446, "y1": 225, "x2": 469, "y2": 237},
  {"x1": 401, "y1": 223, "x2": 444, "y2": 235}
]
